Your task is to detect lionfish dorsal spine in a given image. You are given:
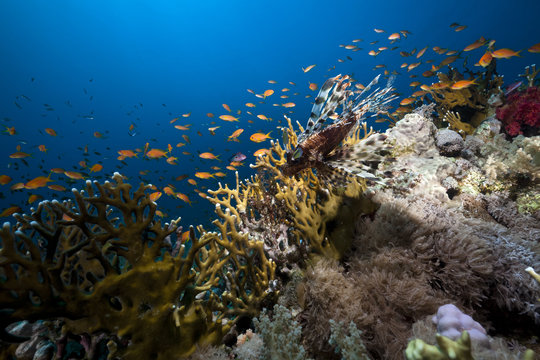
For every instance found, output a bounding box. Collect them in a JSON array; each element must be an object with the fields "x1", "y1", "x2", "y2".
[{"x1": 298, "y1": 77, "x2": 337, "y2": 142}]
